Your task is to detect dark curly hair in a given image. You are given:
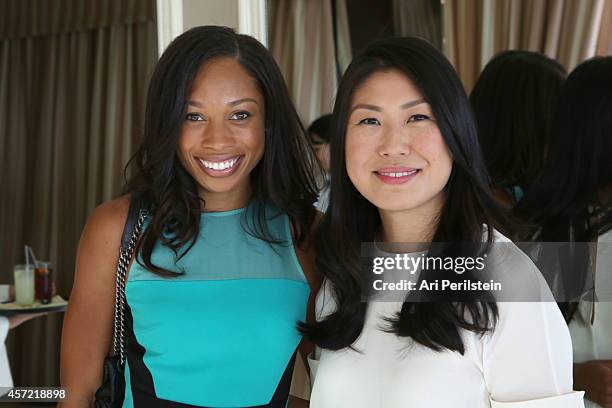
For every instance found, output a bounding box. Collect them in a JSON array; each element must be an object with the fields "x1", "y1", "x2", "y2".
[{"x1": 125, "y1": 26, "x2": 320, "y2": 277}]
